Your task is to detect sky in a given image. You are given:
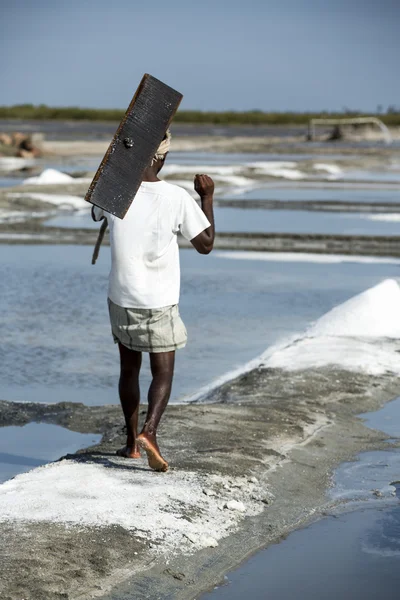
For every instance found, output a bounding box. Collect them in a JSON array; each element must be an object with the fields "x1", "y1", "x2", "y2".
[{"x1": 0, "y1": 0, "x2": 399, "y2": 112}]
